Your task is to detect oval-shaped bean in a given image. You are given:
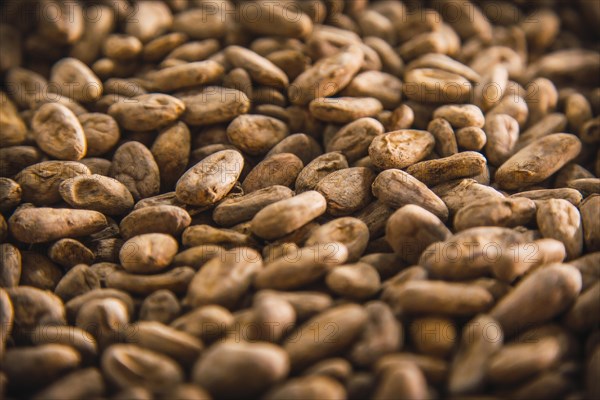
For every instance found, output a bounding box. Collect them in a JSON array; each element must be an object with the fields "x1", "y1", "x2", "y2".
[
  {"x1": 193, "y1": 341, "x2": 289, "y2": 399},
  {"x1": 32, "y1": 103, "x2": 87, "y2": 161},
  {"x1": 369, "y1": 129, "x2": 435, "y2": 170},
  {"x1": 101, "y1": 344, "x2": 184, "y2": 393},
  {"x1": 373, "y1": 169, "x2": 449, "y2": 221},
  {"x1": 59, "y1": 174, "x2": 134, "y2": 216},
  {"x1": 119, "y1": 233, "x2": 178, "y2": 274},
  {"x1": 226, "y1": 114, "x2": 289, "y2": 156},
  {"x1": 176, "y1": 150, "x2": 244, "y2": 206},
  {"x1": 109, "y1": 141, "x2": 160, "y2": 201},
  {"x1": 119, "y1": 205, "x2": 191, "y2": 239},
  {"x1": 490, "y1": 264, "x2": 582, "y2": 336},
  {"x1": 213, "y1": 185, "x2": 294, "y2": 227},
  {"x1": 9, "y1": 207, "x2": 107, "y2": 244},
  {"x1": 495, "y1": 134, "x2": 582, "y2": 190},
  {"x1": 251, "y1": 191, "x2": 327, "y2": 240},
  {"x1": 108, "y1": 93, "x2": 185, "y2": 131}
]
